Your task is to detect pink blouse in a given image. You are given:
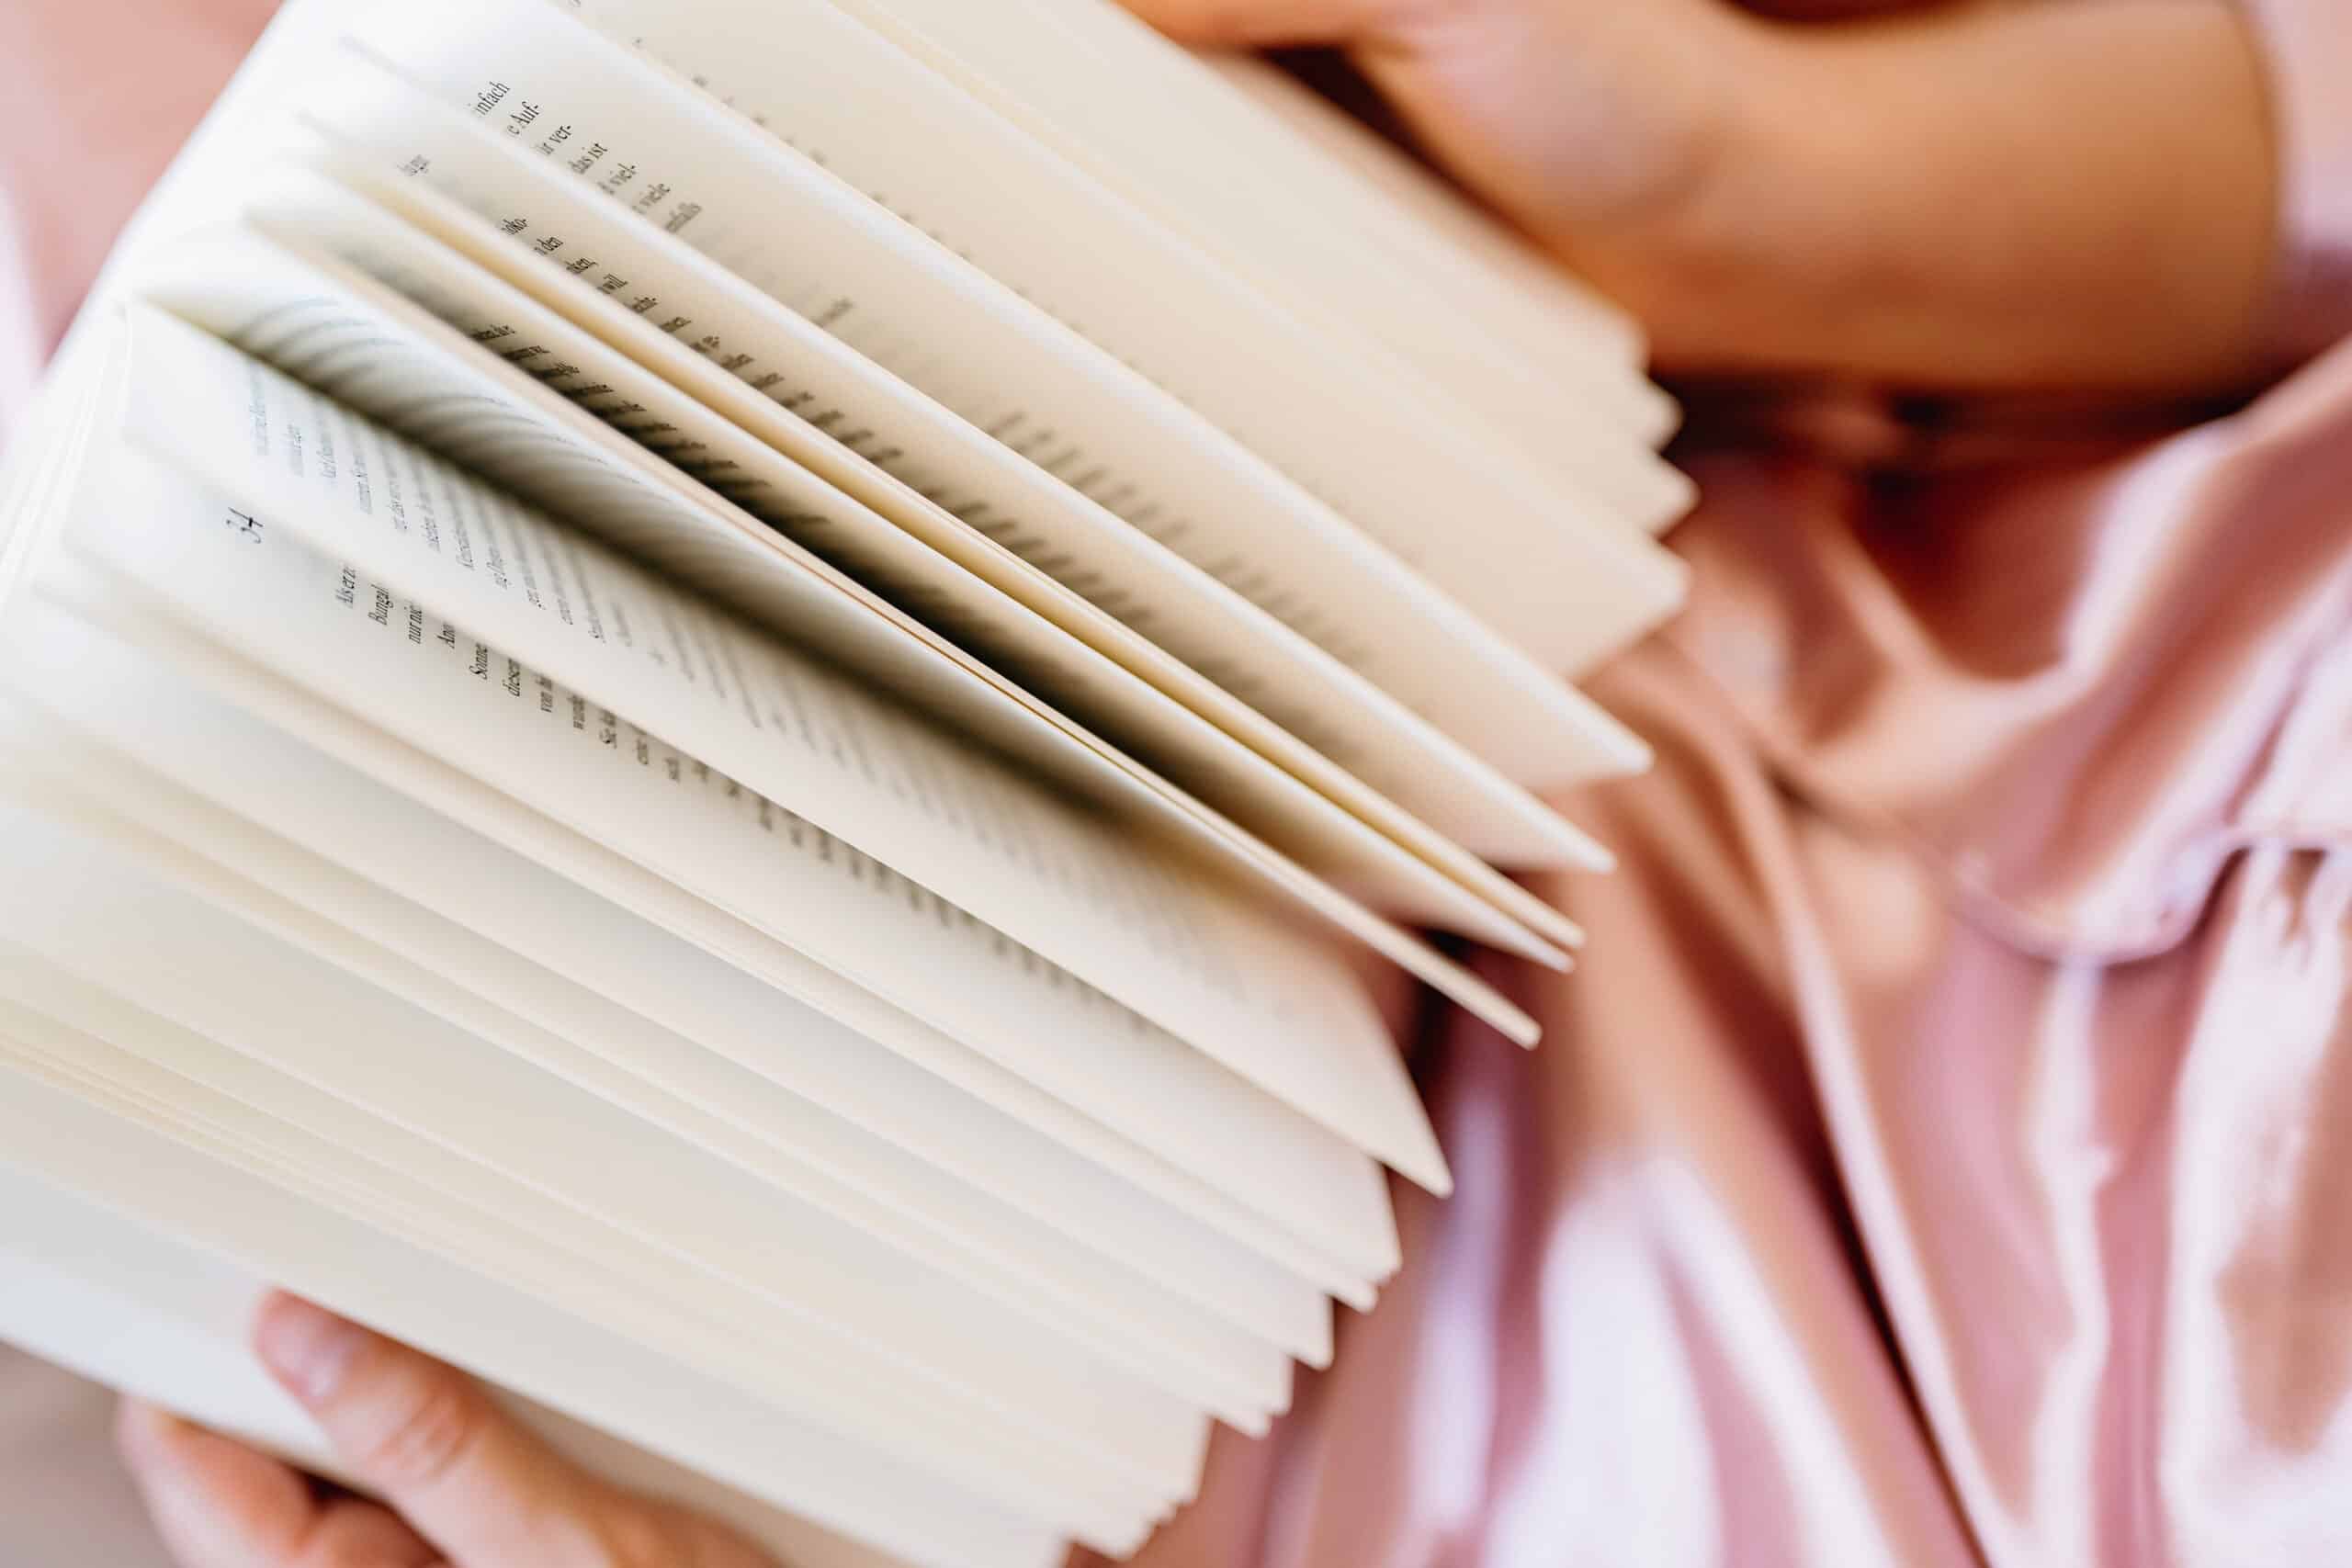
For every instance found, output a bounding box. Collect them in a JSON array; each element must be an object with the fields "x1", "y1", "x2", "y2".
[
  {"x1": 2, "y1": 5, "x2": 2347, "y2": 1567},
  {"x1": 1104, "y1": 8, "x2": 2352, "y2": 1566}
]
